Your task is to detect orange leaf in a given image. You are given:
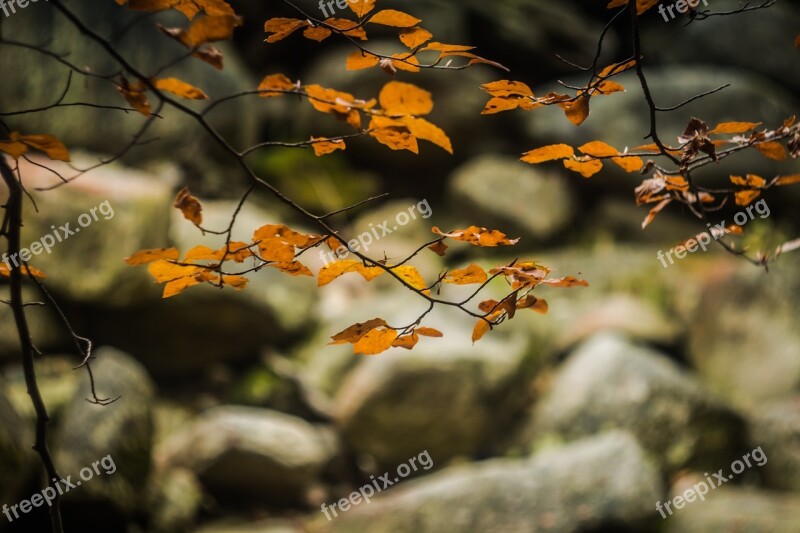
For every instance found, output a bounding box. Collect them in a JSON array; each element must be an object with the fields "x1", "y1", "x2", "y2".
[
  {"x1": 116, "y1": 76, "x2": 151, "y2": 116},
  {"x1": 392, "y1": 265, "x2": 430, "y2": 294},
  {"x1": 392, "y1": 332, "x2": 419, "y2": 350},
  {"x1": 444, "y1": 263, "x2": 488, "y2": 285},
  {"x1": 319, "y1": 260, "x2": 384, "y2": 287},
  {"x1": 521, "y1": 144, "x2": 574, "y2": 164},
  {"x1": 538, "y1": 276, "x2": 589, "y2": 288},
  {"x1": 222, "y1": 274, "x2": 249, "y2": 290},
  {"x1": 399, "y1": 27, "x2": 432, "y2": 48},
  {"x1": 270, "y1": 261, "x2": 313, "y2": 277},
  {"x1": 735, "y1": 190, "x2": 761, "y2": 206},
  {"x1": 368, "y1": 117, "x2": 418, "y2": 153},
  {"x1": 0, "y1": 139, "x2": 28, "y2": 159},
  {"x1": 14, "y1": 134, "x2": 70, "y2": 161},
  {"x1": 432, "y1": 226, "x2": 520, "y2": 247},
  {"x1": 756, "y1": 141, "x2": 787, "y2": 161},
  {"x1": 330, "y1": 318, "x2": 388, "y2": 344},
  {"x1": 311, "y1": 137, "x2": 346, "y2": 156},
  {"x1": 563, "y1": 158, "x2": 603, "y2": 178},
  {"x1": 776, "y1": 174, "x2": 800, "y2": 186},
  {"x1": 353, "y1": 328, "x2": 399, "y2": 355},
  {"x1": 481, "y1": 80, "x2": 533, "y2": 98},
  {"x1": 303, "y1": 25, "x2": 333, "y2": 42},
  {"x1": 346, "y1": 51, "x2": 380, "y2": 70},
  {"x1": 400, "y1": 117, "x2": 452, "y2": 154},
  {"x1": 578, "y1": 141, "x2": 618, "y2": 157},
  {"x1": 154, "y1": 77, "x2": 208, "y2": 100},
  {"x1": 368, "y1": 9, "x2": 421, "y2": 28},
  {"x1": 379, "y1": 81, "x2": 433, "y2": 116},
  {"x1": 348, "y1": 0, "x2": 375, "y2": 17},
  {"x1": 0, "y1": 263, "x2": 47, "y2": 279},
  {"x1": 482, "y1": 98, "x2": 523, "y2": 115},
  {"x1": 416, "y1": 327, "x2": 443, "y2": 337},
  {"x1": 612, "y1": 156, "x2": 644, "y2": 172},
  {"x1": 258, "y1": 73, "x2": 295, "y2": 97},
  {"x1": 183, "y1": 245, "x2": 225, "y2": 262},
  {"x1": 174, "y1": 187, "x2": 203, "y2": 225},
  {"x1": 181, "y1": 14, "x2": 242, "y2": 47},
  {"x1": 125, "y1": 248, "x2": 181, "y2": 265},
  {"x1": 428, "y1": 241, "x2": 448, "y2": 256},
  {"x1": 708, "y1": 121, "x2": 761, "y2": 134},
  {"x1": 325, "y1": 18, "x2": 368, "y2": 40},
  {"x1": 561, "y1": 95, "x2": 590, "y2": 126},
  {"x1": 642, "y1": 198, "x2": 671, "y2": 229},
  {"x1": 517, "y1": 295, "x2": 548, "y2": 314},
  {"x1": 264, "y1": 17, "x2": 308, "y2": 43}
]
